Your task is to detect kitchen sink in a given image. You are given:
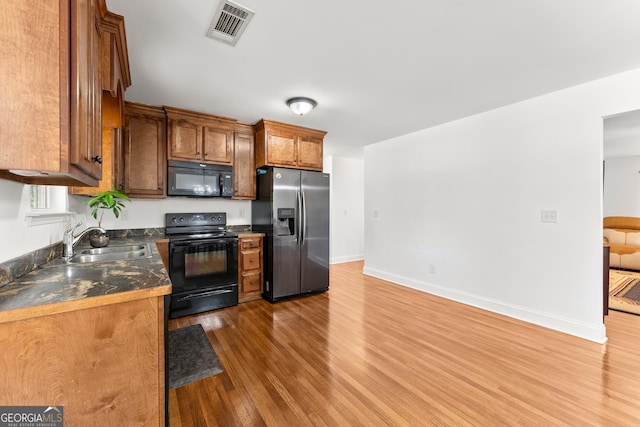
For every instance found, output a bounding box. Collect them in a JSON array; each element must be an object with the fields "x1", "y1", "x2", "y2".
[
  {"x1": 77, "y1": 244, "x2": 149, "y2": 256},
  {"x1": 67, "y1": 243, "x2": 153, "y2": 264}
]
